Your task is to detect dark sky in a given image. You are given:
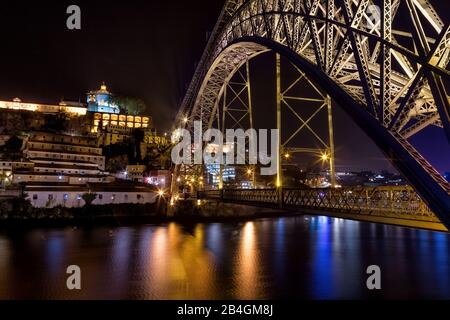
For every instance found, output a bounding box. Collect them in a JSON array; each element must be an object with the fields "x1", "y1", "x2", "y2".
[{"x1": 0, "y1": 0, "x2": 448, "y2": 173}]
